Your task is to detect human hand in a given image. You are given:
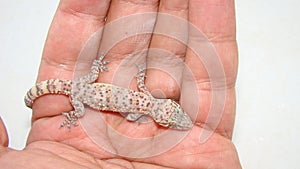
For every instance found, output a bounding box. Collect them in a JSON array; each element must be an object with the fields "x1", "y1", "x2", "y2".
[{"x1": 0, "y1": 0, "x2": 241, "y2": 168}]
